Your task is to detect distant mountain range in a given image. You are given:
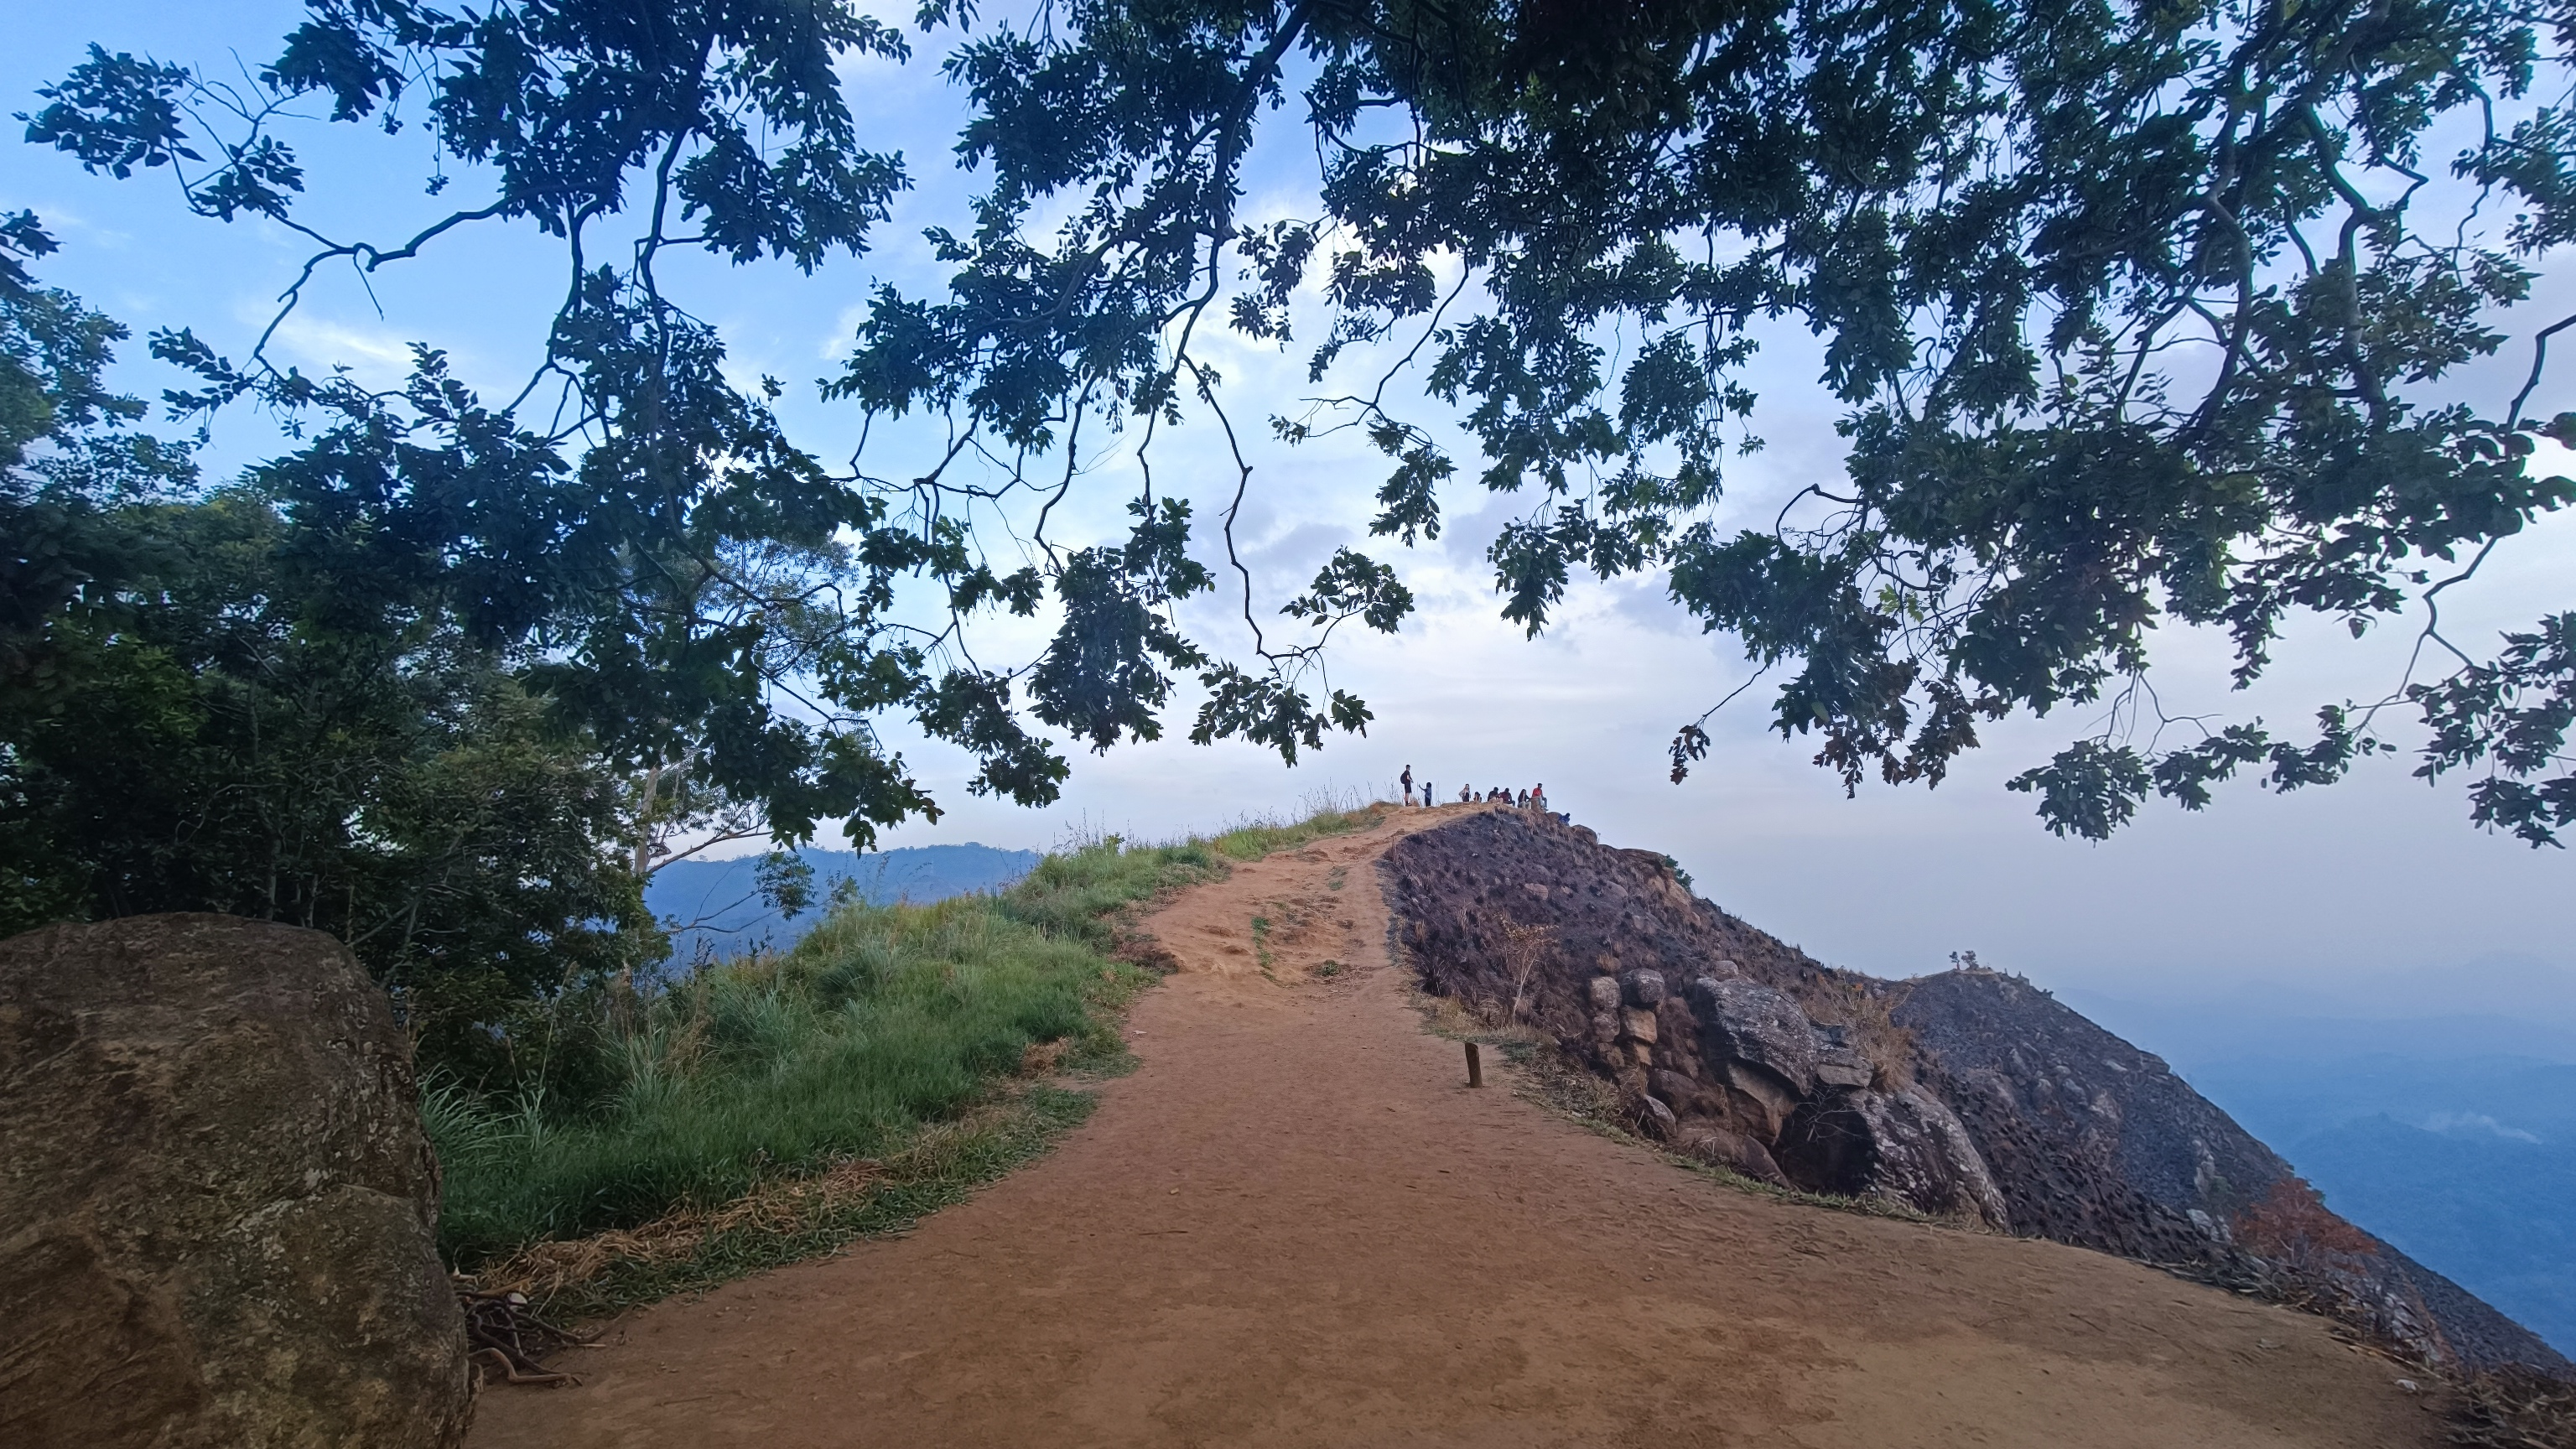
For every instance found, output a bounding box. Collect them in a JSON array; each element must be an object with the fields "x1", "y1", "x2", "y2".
[
  {"x1": 645, "y1": 844, "x2": 1040, "y2": 967},
  {"x1": 2068, "y1": 989, "x2": 2576, "y2": 1355}
]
